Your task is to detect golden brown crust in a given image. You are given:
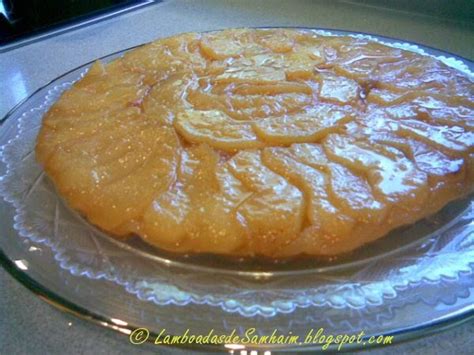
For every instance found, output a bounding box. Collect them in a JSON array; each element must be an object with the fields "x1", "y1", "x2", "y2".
[{"x1": 36, "y1": 29, "x2": 474, "y2": 257}]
